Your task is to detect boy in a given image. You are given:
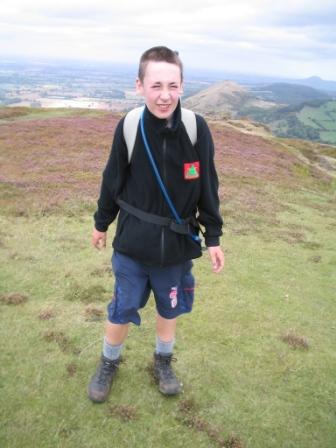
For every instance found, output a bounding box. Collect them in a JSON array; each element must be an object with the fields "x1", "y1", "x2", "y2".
[{"x1": 88, "y1": 46, "x2": 224, "y2": 403}]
